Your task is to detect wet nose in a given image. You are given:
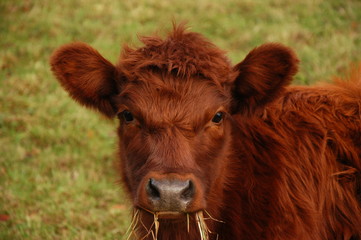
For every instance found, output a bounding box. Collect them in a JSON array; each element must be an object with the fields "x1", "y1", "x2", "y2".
[{"x1": 146, "y1": 178, "x2": 194, "y2": 212}]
